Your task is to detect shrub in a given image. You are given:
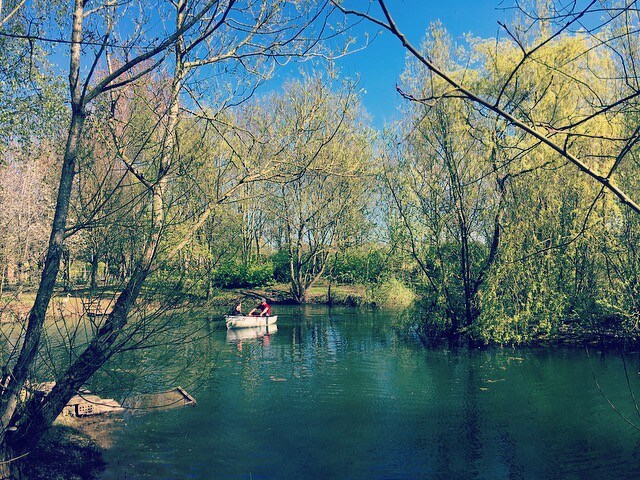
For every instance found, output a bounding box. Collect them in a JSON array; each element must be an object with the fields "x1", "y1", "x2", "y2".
[
  {"x1": 371, "y1": 278, "x2": 416, "y2": 308},
  {"x1": 212, "y1": 260, "x2": 274, "y2": 288},
  {"x1": 270, "y1": 250, "x2": 290, "y2": 283}
]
